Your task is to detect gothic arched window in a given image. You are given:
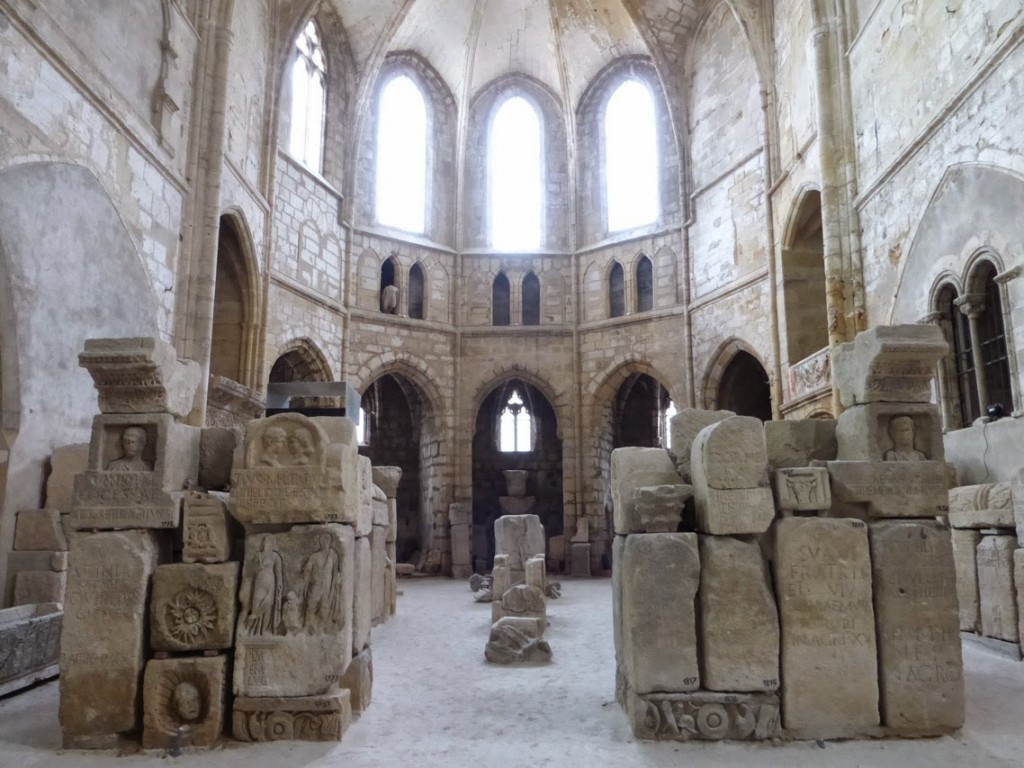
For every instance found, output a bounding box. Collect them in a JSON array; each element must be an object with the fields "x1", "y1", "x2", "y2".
[
  {"x1": 376, "y1": 75, "x2": 427, "y2": 233},
  {"x1": 408, "y1": 262, "x2": 425, "y2": 319},
  {"x1": 499, "y1": 388, "x2": 533, "y2": 452},
  {"x1": 288, "y1": 20, "x2": 326, "y2": 172},
  {"x1": 609, "y1": 261, "x2": 625, "y2": 318},
  {"x1": 522, "y1": 272, "x2": 540, "y2": 326},
  {"x1": 636, "y1": 255, "x2": 653, "y2": 312},
  {"x1": 493, "y1": 272, "x2": 511, "y2": 326},
  {"x1": 490, "y1": 96, "x2": 542, "y2": 251},
  {"x1": 605, "y1": 79, "x2": 658, "y2": 232}
]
